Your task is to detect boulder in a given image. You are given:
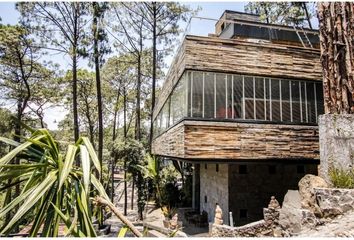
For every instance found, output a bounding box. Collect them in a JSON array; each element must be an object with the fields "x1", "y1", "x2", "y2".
[
  {"x1": 298, "y1": 174, "x2": 328, "y2": 217},
  {"x1": 279, "y1": 190, "x2": 302, "y2": 234},
  {"x1": 279, "y1": 190, "x2": 319, "y2": 235}
]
